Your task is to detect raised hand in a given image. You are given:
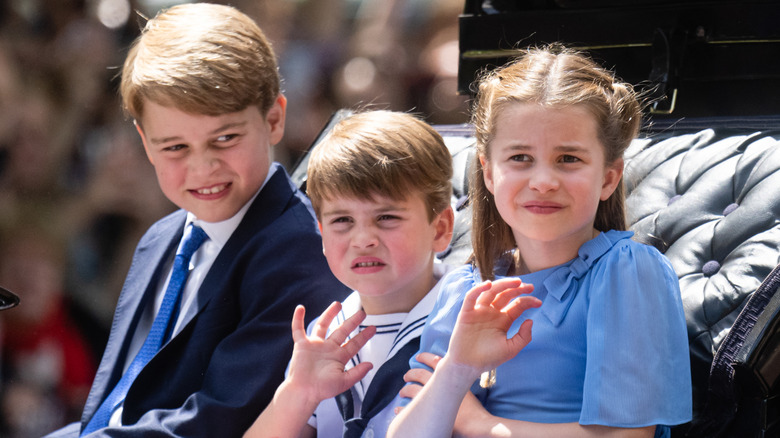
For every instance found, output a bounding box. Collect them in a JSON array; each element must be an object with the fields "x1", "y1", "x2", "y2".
[
  {"x1": 286, "y1": 302, "x2": 376, "y2": 406},
  {"x1": 447, "y1": 278, "x2": 541, "y2": 376}
]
